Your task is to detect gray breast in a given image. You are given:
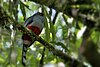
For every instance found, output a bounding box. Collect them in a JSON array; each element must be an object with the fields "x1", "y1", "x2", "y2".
[{"x1": 30, "y1": 15, "x2": 45, "y2": 30}]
